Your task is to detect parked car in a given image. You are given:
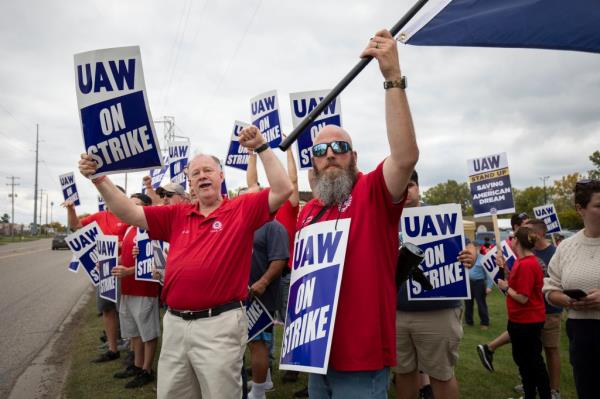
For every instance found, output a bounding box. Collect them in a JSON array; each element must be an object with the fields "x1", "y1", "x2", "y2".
[
  {"x1": 474, "y1": 229, "x2": 512, "y2": 246},
  {"x1": 52, "y1": 233, "x2": 69, "y2": 250}
]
